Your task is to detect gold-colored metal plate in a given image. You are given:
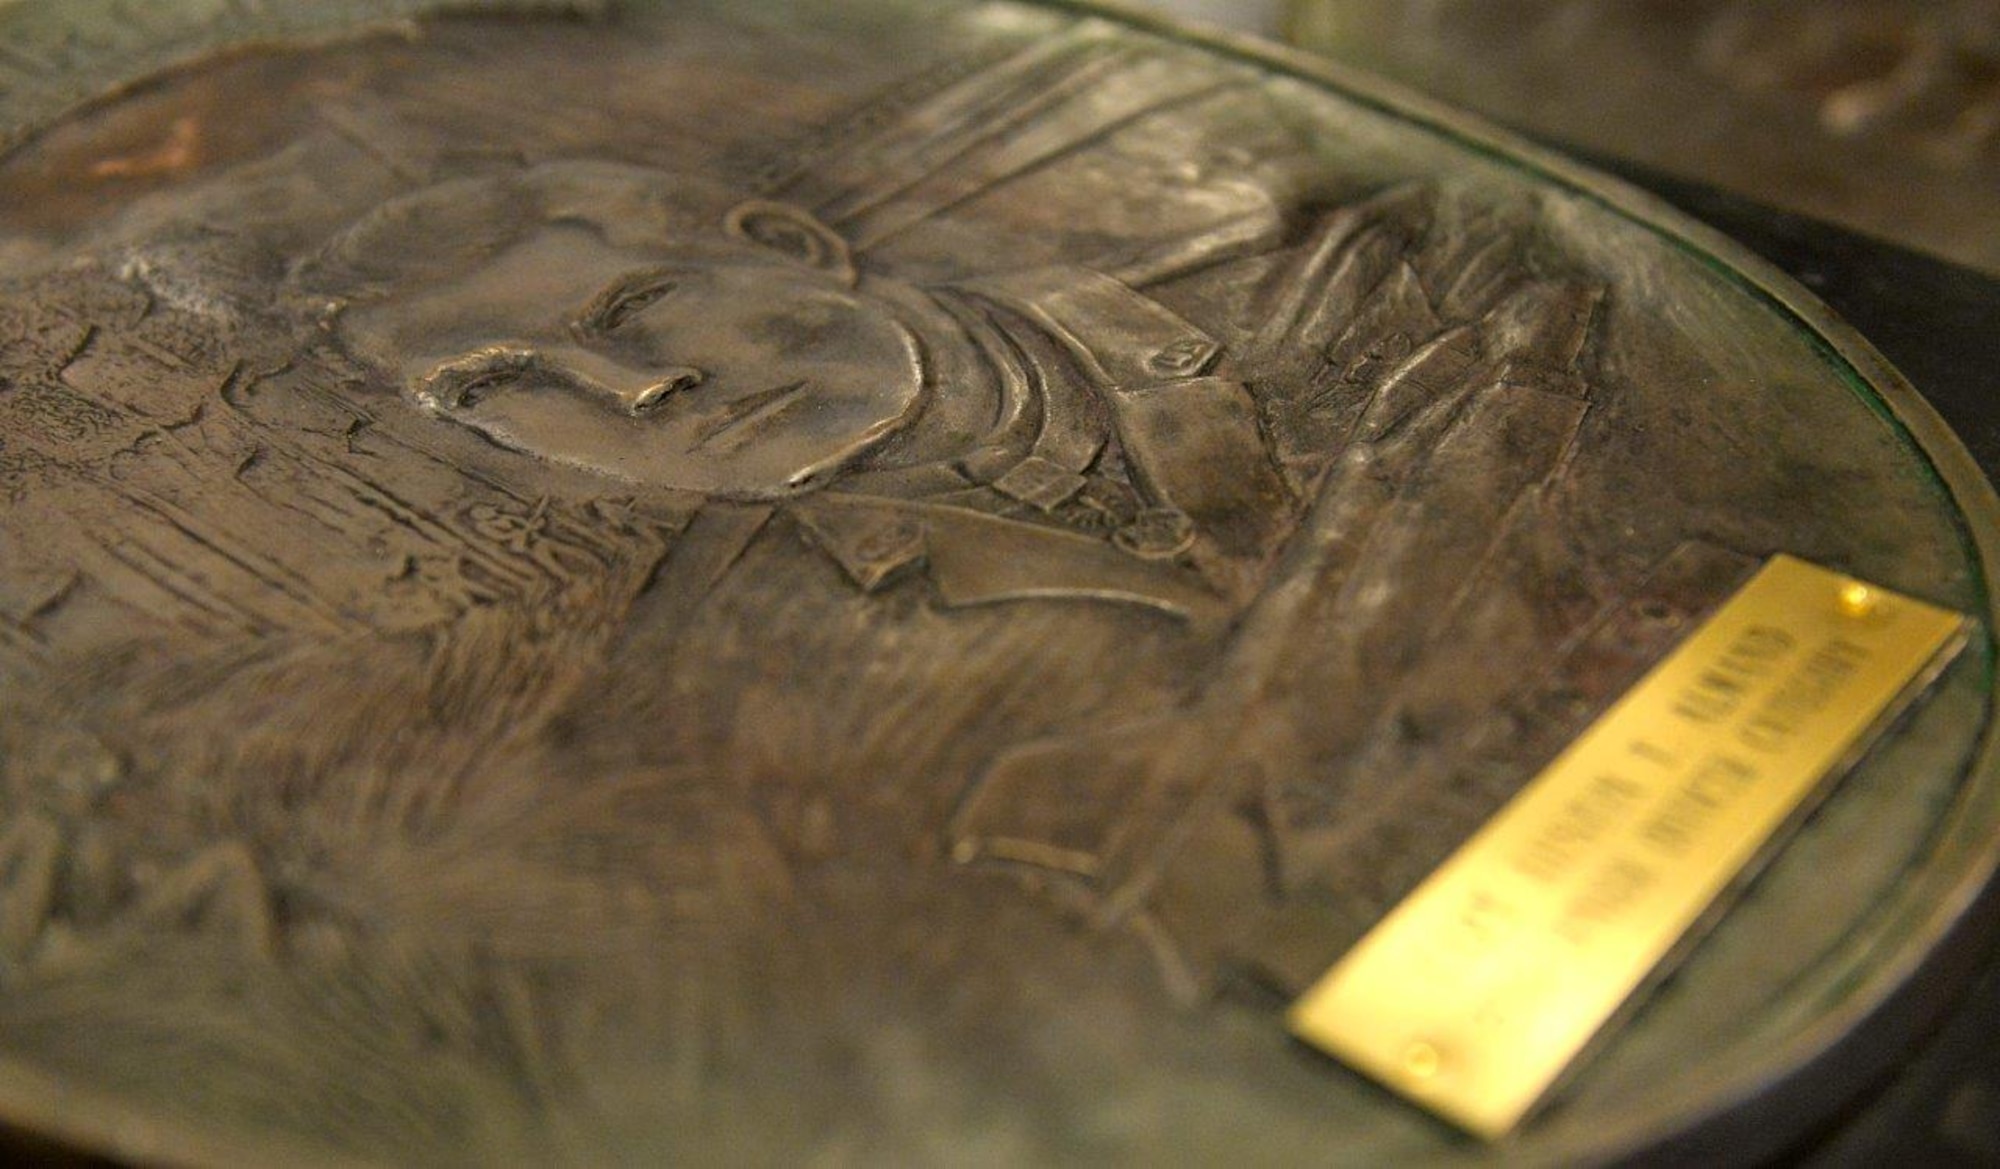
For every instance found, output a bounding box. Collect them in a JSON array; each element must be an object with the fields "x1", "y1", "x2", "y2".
[{"x1": 1287, "y1": 555, "x2": 1970, "y2": 1139}]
